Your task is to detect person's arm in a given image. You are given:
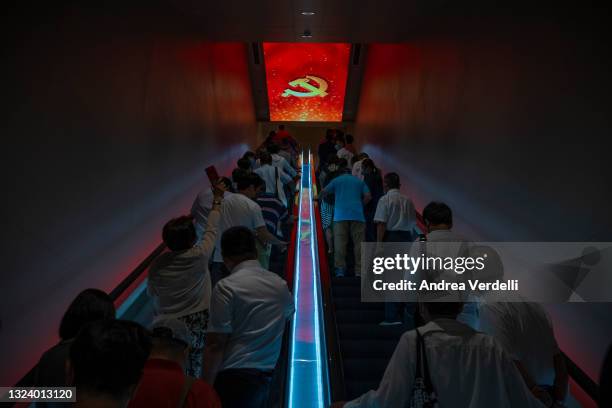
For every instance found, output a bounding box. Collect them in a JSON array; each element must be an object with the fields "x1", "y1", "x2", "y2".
[
  {"x1": 256, "y1": 226, "x2": 287, "y2": 247},
  {"x1": 202, "y1": 333, "x2": 230, "y2": 384},
  {"x1": 282, "y1": 158, "x2": 297, "y2": 178},
  {"x1": 376, "y1": 223, "x2": 386, "y2": 243},
  {"x1": 362, "y1": 182, "x2": 371, "y2": 205},
  {"x1": 363, "y1": 191, "x2": 372, "y2": 205},
  {"x1": 193, "y1": 183, "x2": 226, "y2": 258},
  {"x1": 552, "y1": 353, "x2": 568, "y2": 403},
  {"x1": 343, "y1": 333, "x2": 415, "y2": 408}
]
